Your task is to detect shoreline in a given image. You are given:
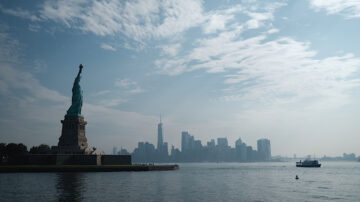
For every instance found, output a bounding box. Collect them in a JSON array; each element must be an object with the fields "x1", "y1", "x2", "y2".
[{"x1": 0, "y1": 164, "x2": 179, "y2": 173}]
